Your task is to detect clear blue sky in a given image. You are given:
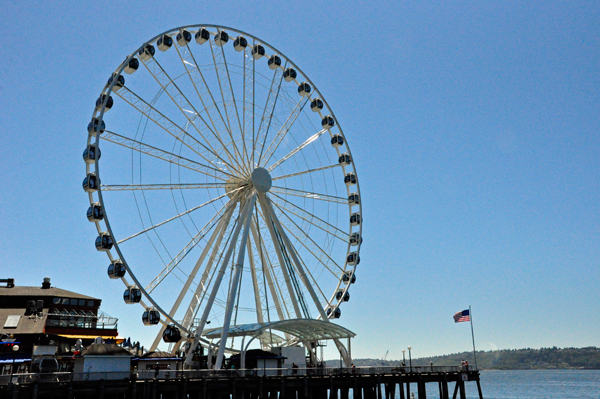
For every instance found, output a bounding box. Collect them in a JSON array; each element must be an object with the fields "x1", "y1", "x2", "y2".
[{"x1": 1, "y1": 1, "x2": 599, "y2": 361}]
